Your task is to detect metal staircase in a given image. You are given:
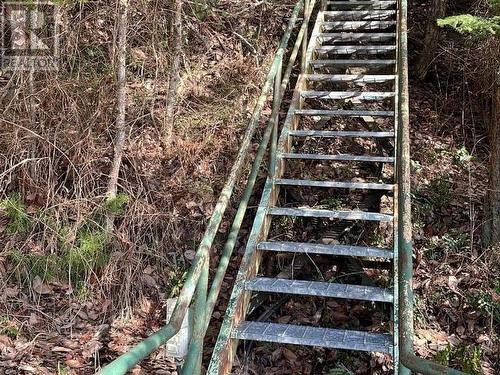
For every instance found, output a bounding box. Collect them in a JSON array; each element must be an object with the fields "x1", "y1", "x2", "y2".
[
  {"x1": 208, "y1": 1, "x2": 402, "y2": 373},
  {"x1": 100, "y1": 1, "x2": 466, "y2": 374}
]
